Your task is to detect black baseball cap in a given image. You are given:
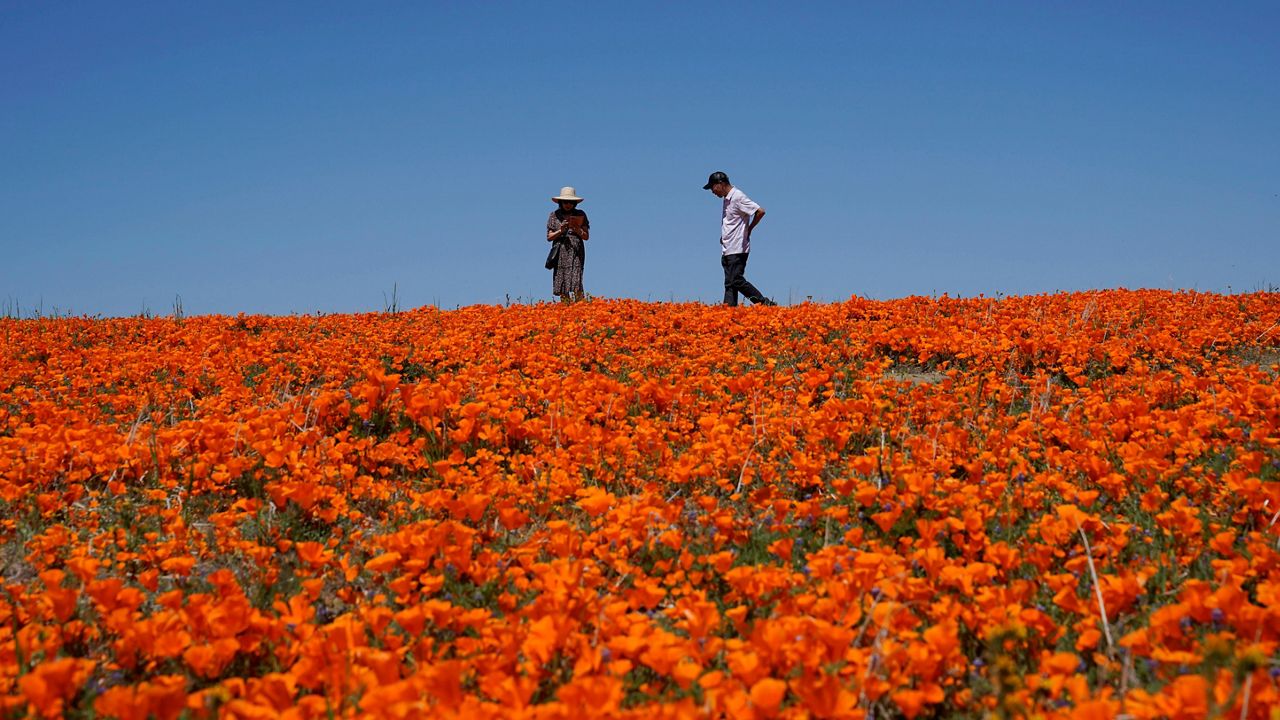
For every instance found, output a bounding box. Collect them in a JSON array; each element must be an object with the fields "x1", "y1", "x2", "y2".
[{"x1": 702, "y1": 171, "x2": 729, "y2": 189}]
